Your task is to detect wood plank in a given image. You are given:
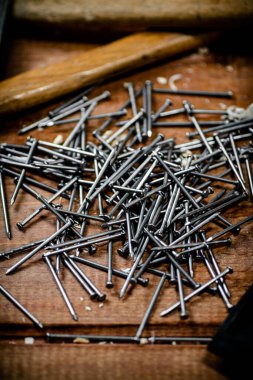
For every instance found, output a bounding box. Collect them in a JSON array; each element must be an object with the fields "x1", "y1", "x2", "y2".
[
  {"x1": 12, "y1": 0, "x2": 253, "y2": 32},
  {"x1": 1, "y1": 32, "x2": 253, "y2": 380},
  {"x1": 0, "y1": 343, "x2": 228, "y2": 380},
  {"x1": 0, "y1": 43, "x2": 253, "y2": 338}
]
